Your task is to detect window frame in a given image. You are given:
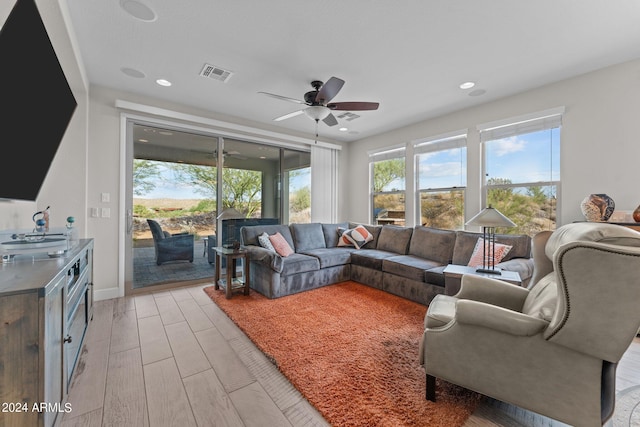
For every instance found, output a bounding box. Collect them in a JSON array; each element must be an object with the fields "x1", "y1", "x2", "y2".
[
  {"x1": 413, "y1": 132, "x2": 467, "y2": 230},
  {"x1": 478, "y1": 108, "x2": 563, "y2": 234},
  {"x1": 369, "y1": 146, "x2": 406, "y2": 225}
]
